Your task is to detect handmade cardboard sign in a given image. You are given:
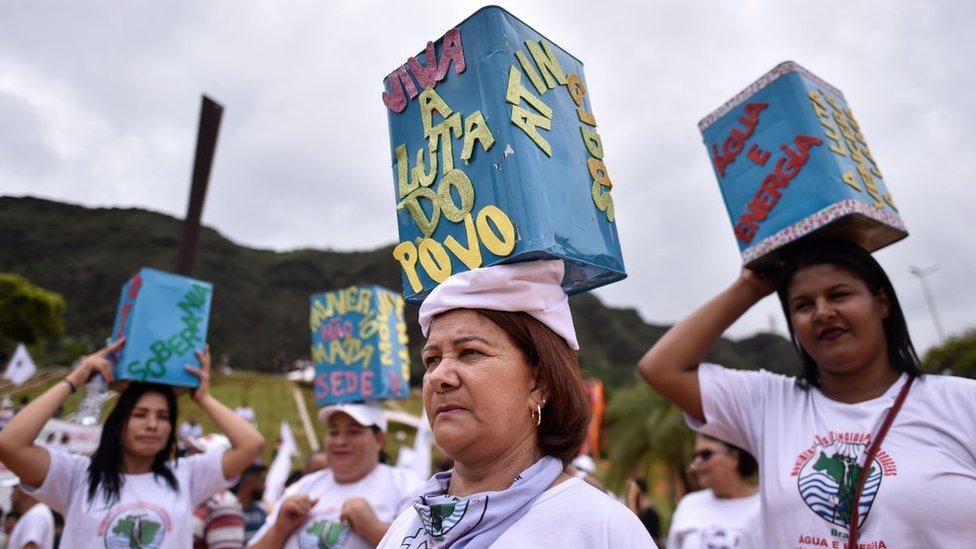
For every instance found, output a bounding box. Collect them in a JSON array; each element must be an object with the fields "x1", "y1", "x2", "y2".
[
  {"x1": 382, "y1": 6, "x2": 626, "y2": 303},
  {"x1": 309, "y1": 285, "x2": 410, "y2": 405},
  {"x1": 108, "y1": 268, "x2": 213, "y2": 388},
  {"x1": 699, "y1": 61, "x2": 907, "y2": 266}
]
